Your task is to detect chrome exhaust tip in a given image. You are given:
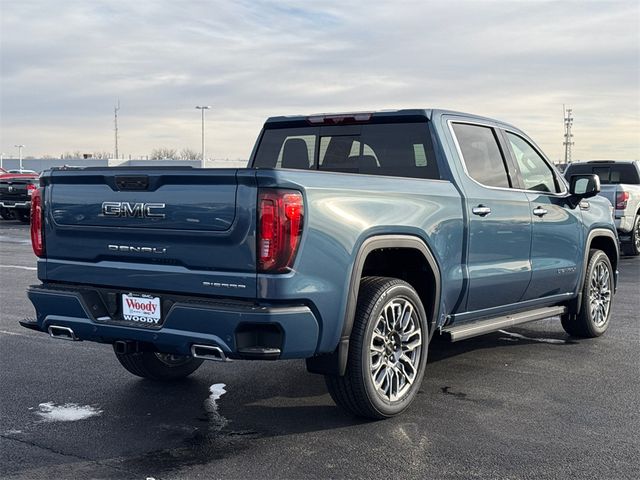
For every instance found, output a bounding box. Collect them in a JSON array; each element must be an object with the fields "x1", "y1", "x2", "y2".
[
  {"x1": 47, "y1": 325, "x2": 78, "y2": 341},
  {"x1": 191, "y1": 344, "x2": 228, "y2": 362}
]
